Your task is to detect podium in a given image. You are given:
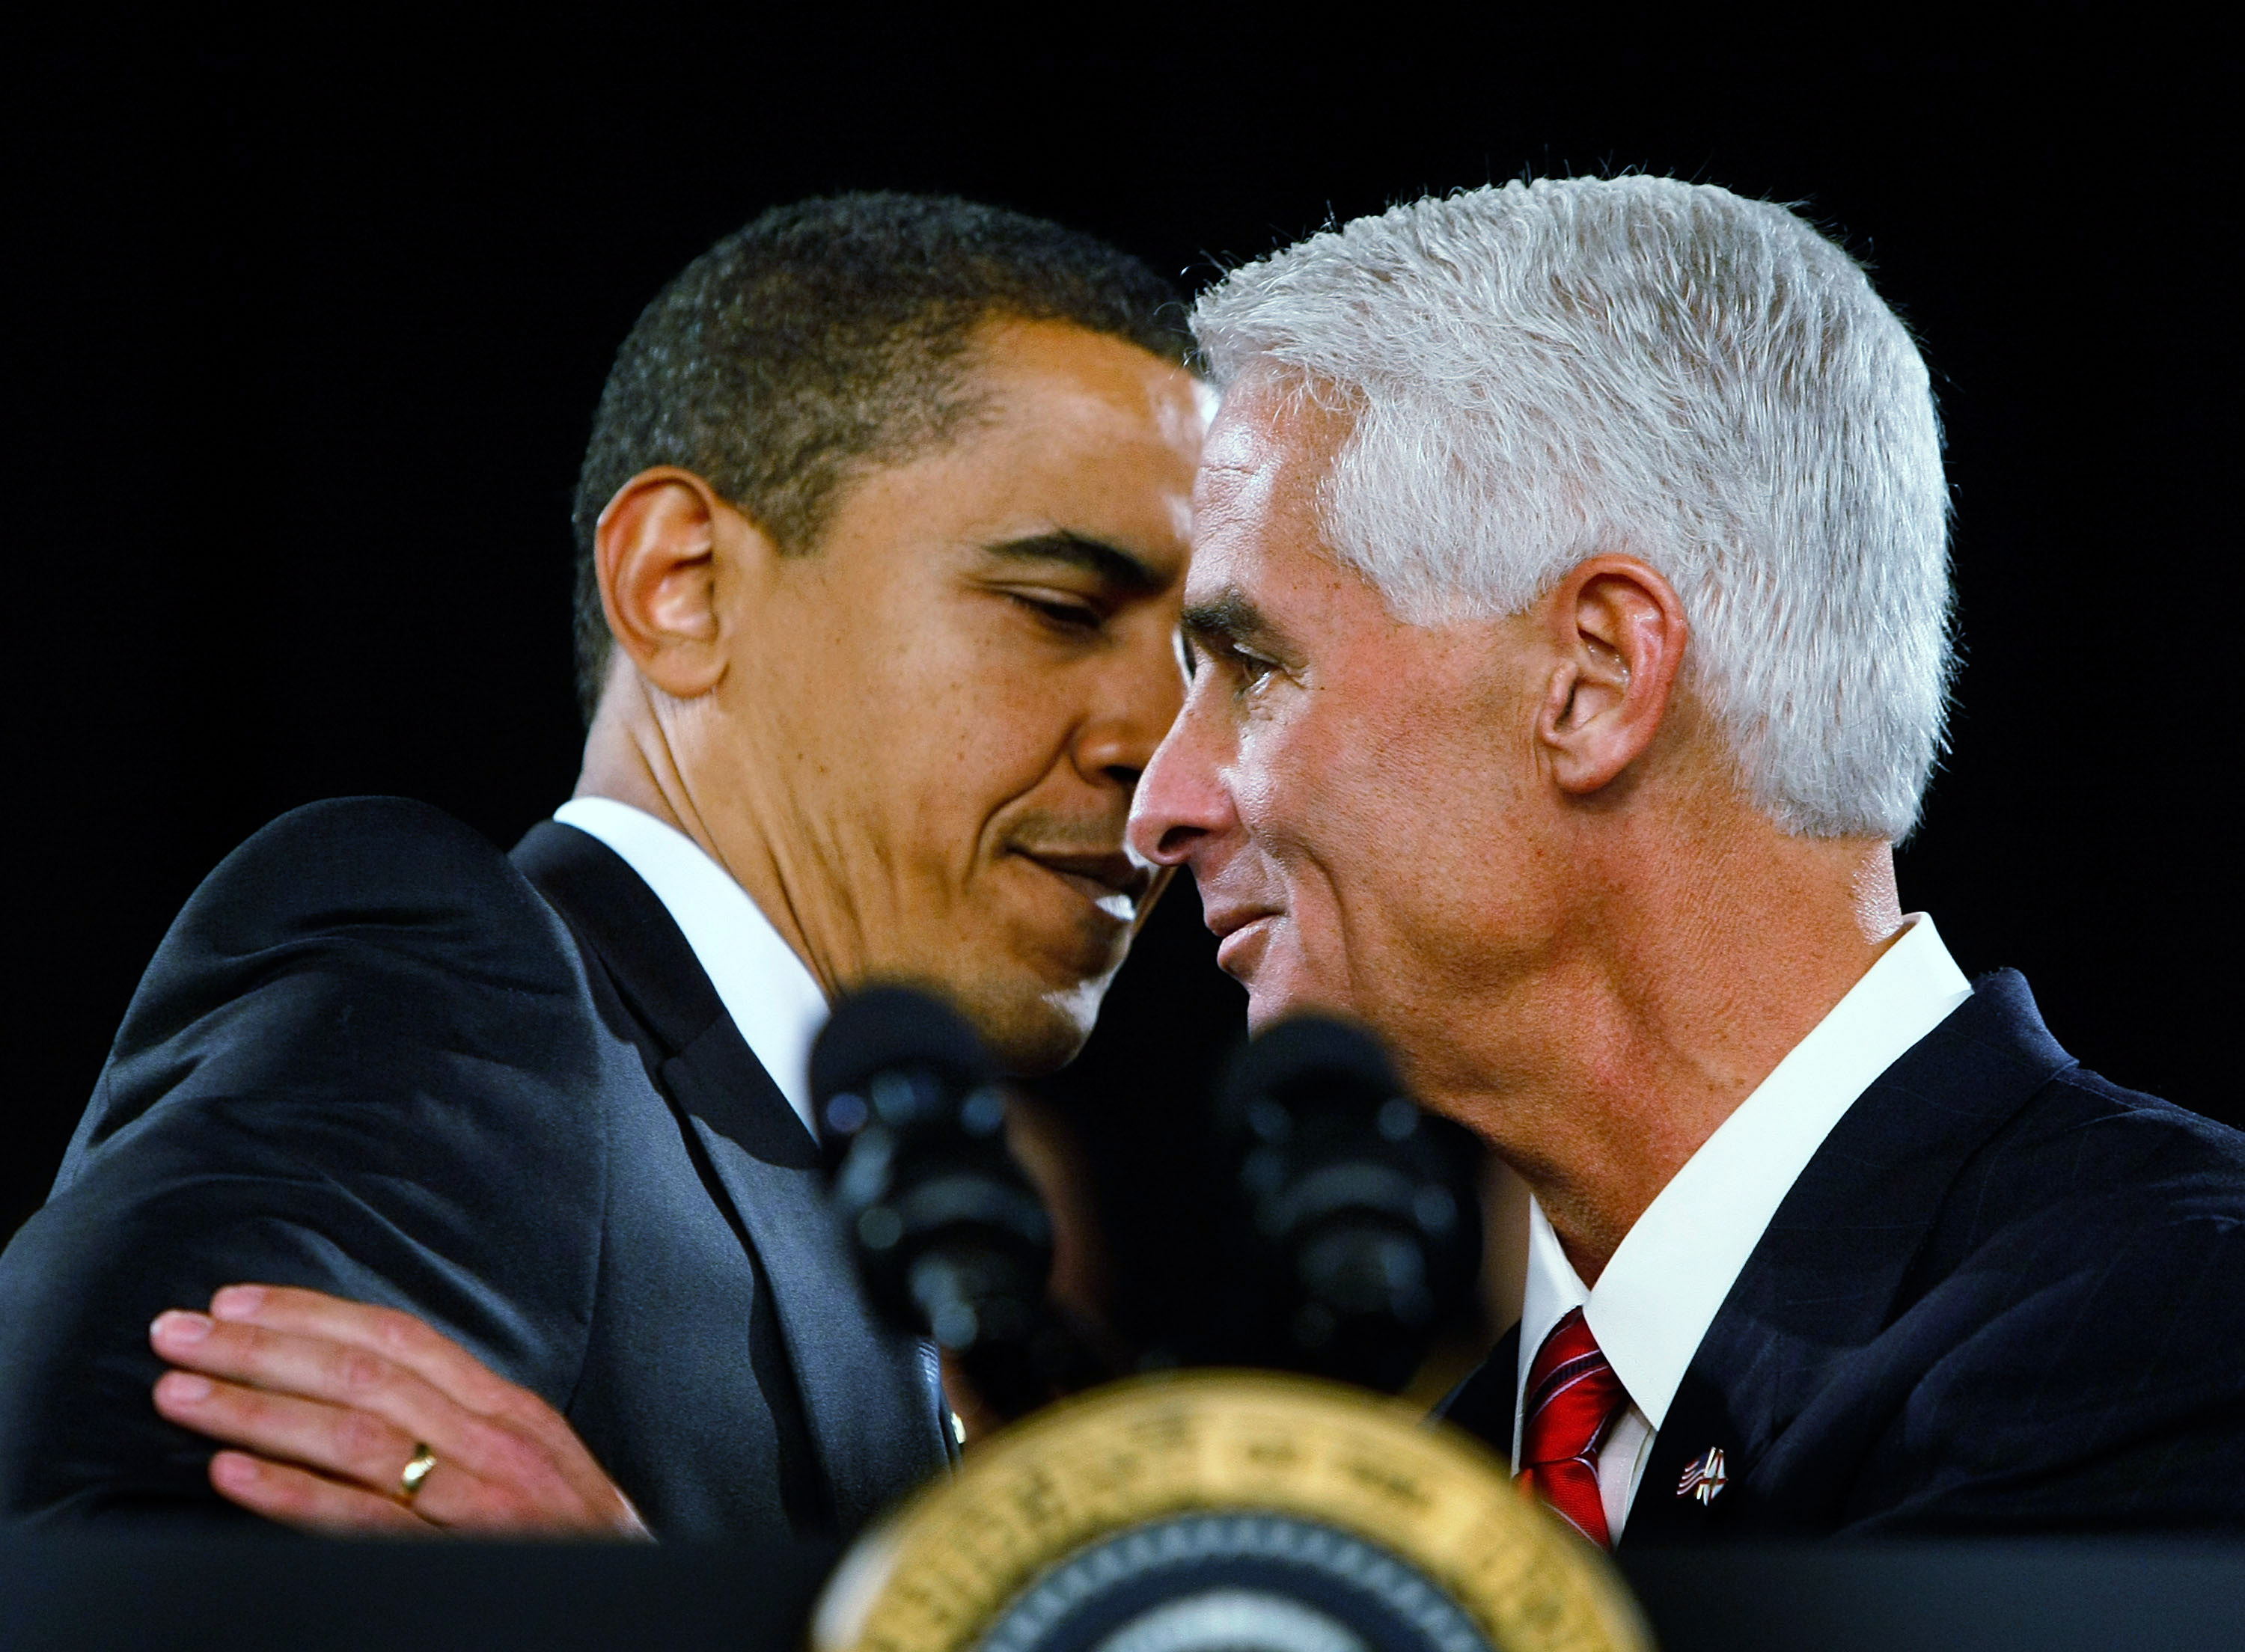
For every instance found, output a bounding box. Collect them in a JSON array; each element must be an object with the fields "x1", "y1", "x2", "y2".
[{"x1": 4, "y1": 1533, "x2": 2241, "y2": 1651}]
